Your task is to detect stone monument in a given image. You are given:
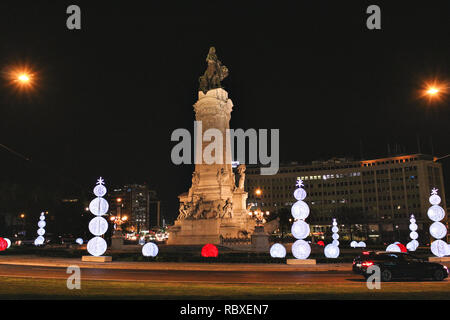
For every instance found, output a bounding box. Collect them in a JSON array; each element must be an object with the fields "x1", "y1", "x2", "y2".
[{"x1": 168, "y1": 47, "x2": 256, "y2": 245}]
